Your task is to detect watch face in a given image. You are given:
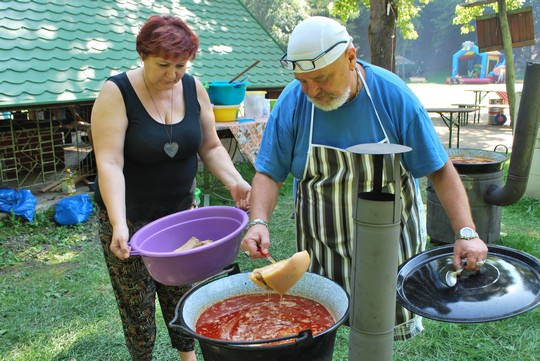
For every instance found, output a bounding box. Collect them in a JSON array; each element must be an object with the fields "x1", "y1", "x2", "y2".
[
  {"x1": 458, "y1": 227, "x2": 478, "y2": 239},
  {"x1": 455, "y1": 227, "x2": 478, "y2": 241}
]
